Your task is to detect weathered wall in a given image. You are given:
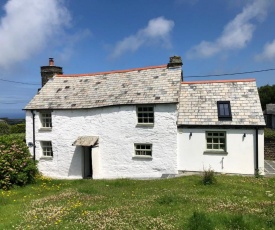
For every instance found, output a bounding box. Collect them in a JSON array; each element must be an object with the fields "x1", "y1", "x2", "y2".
[
  {"x1": 264, "y1": 138, "x2": 275, "y2": 160},
  {"x1": 26, "y1": 104, "x2": 178, "y2": 179},
  {"x1": 177, "y1": 128, "x2": 265, "y2": 175}
]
